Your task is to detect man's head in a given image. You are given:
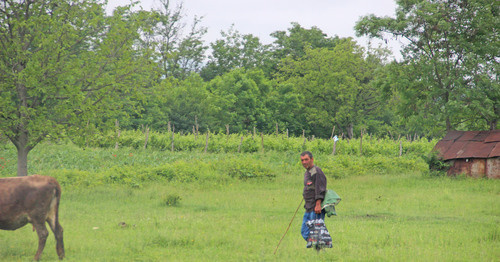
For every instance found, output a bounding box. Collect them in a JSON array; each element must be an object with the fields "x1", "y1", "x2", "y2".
[{"x1": 300, "y1": 151, "x2": 314, "y2": 170}]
